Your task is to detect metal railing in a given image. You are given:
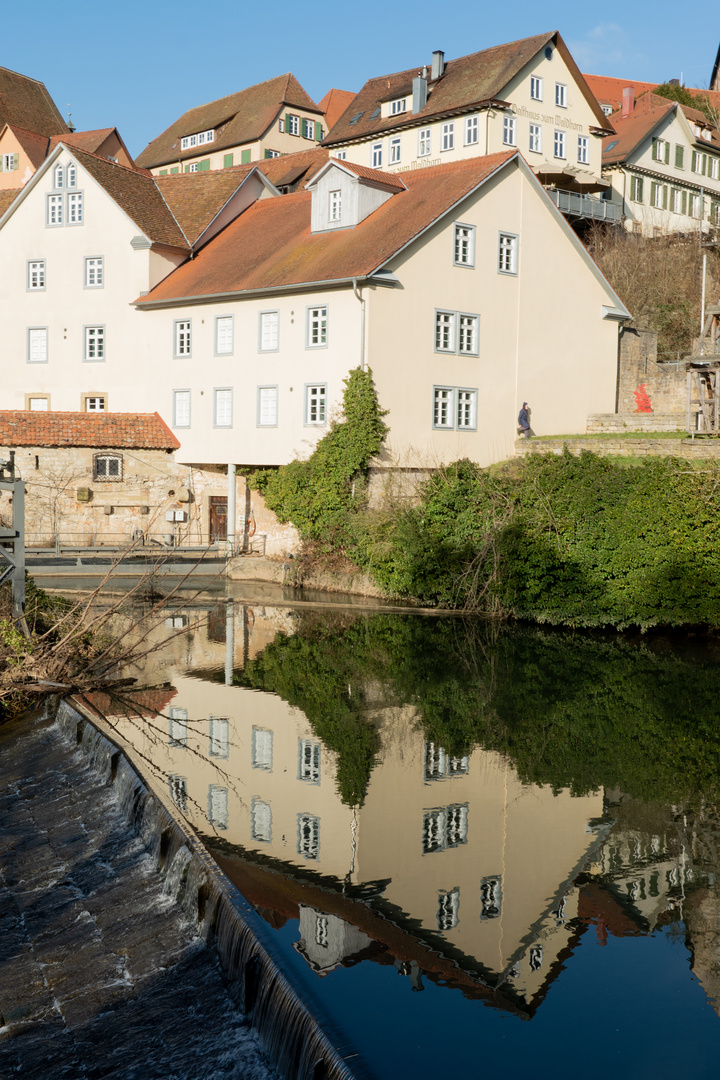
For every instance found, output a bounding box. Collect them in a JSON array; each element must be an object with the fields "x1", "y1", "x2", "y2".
[
  {"x1": 23, "y1": 531, "x2": 267, "y2": 558},
  {"x1": 548, "y1": 189, "x2": 622, "y2": 222}
]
